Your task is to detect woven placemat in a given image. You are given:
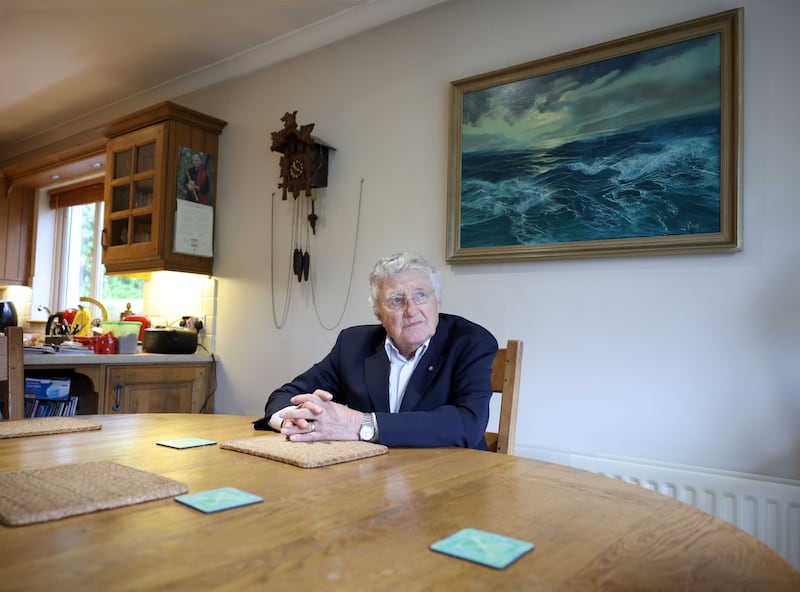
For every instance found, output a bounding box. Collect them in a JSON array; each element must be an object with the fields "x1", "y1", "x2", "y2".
[
  {"x1": 0, "y1": 460, "x2": 188, "y2": 526},
  {"x1": 220, "y1": 435, "x2": 388, "y2": 468},
  {"x1": 0, "y1": 417, "x2": 102, "y2": 439}
]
